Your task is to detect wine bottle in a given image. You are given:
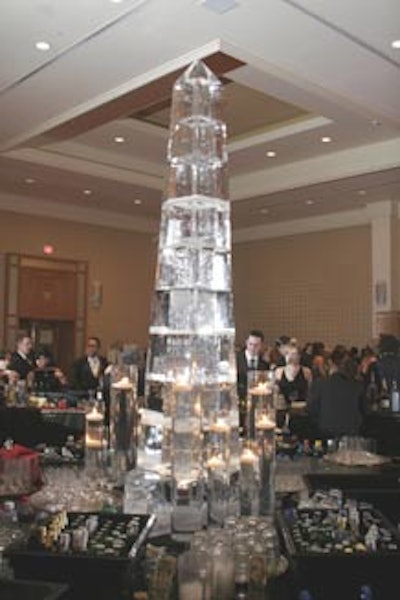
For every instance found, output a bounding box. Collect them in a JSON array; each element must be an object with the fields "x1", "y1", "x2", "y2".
[
  {"x1": 380, "y1": 377, "x2": 390, "y2": 410},
  {"x1": 366, "y1": 370, "x2": 379, "y2": 411},
  {"x1": 359, "y1": 584, "x2": 373, "y2": 599},
  {"x1": 391, "y1": 379, "x2": 399, "y2": 412},
  {"x1": 297, "y1": 590, "x2": 313, "y2": 600}
]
